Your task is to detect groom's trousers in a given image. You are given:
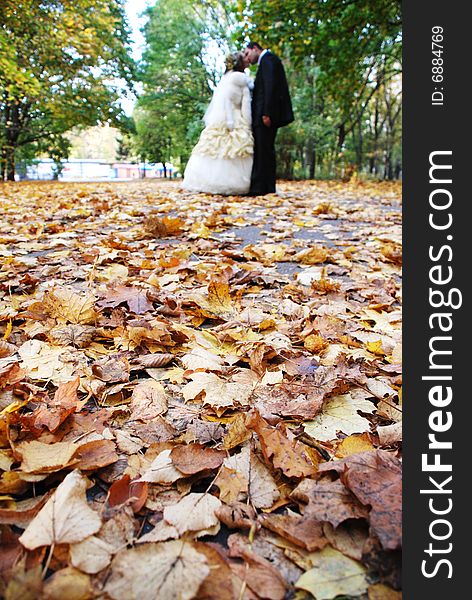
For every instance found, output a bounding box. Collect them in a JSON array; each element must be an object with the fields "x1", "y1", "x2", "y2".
[{"x1": 250, "y1": 125, "x2": 278, "y2": 195}]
